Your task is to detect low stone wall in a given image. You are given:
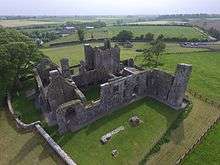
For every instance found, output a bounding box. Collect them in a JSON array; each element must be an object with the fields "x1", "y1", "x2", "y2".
[
  {"x1": 35, "y1": 124, "x2": 76, "y2": 165},
  {"x1": 6, "y1": 93, "x2": 77, "y2": 165}
]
